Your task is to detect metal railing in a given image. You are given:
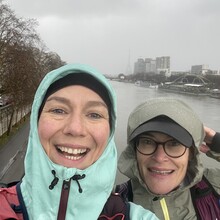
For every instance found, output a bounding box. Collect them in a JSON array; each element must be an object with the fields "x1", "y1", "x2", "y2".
[{"x1": 0, "y1": 104, "x2": 31, "y2": 136}]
